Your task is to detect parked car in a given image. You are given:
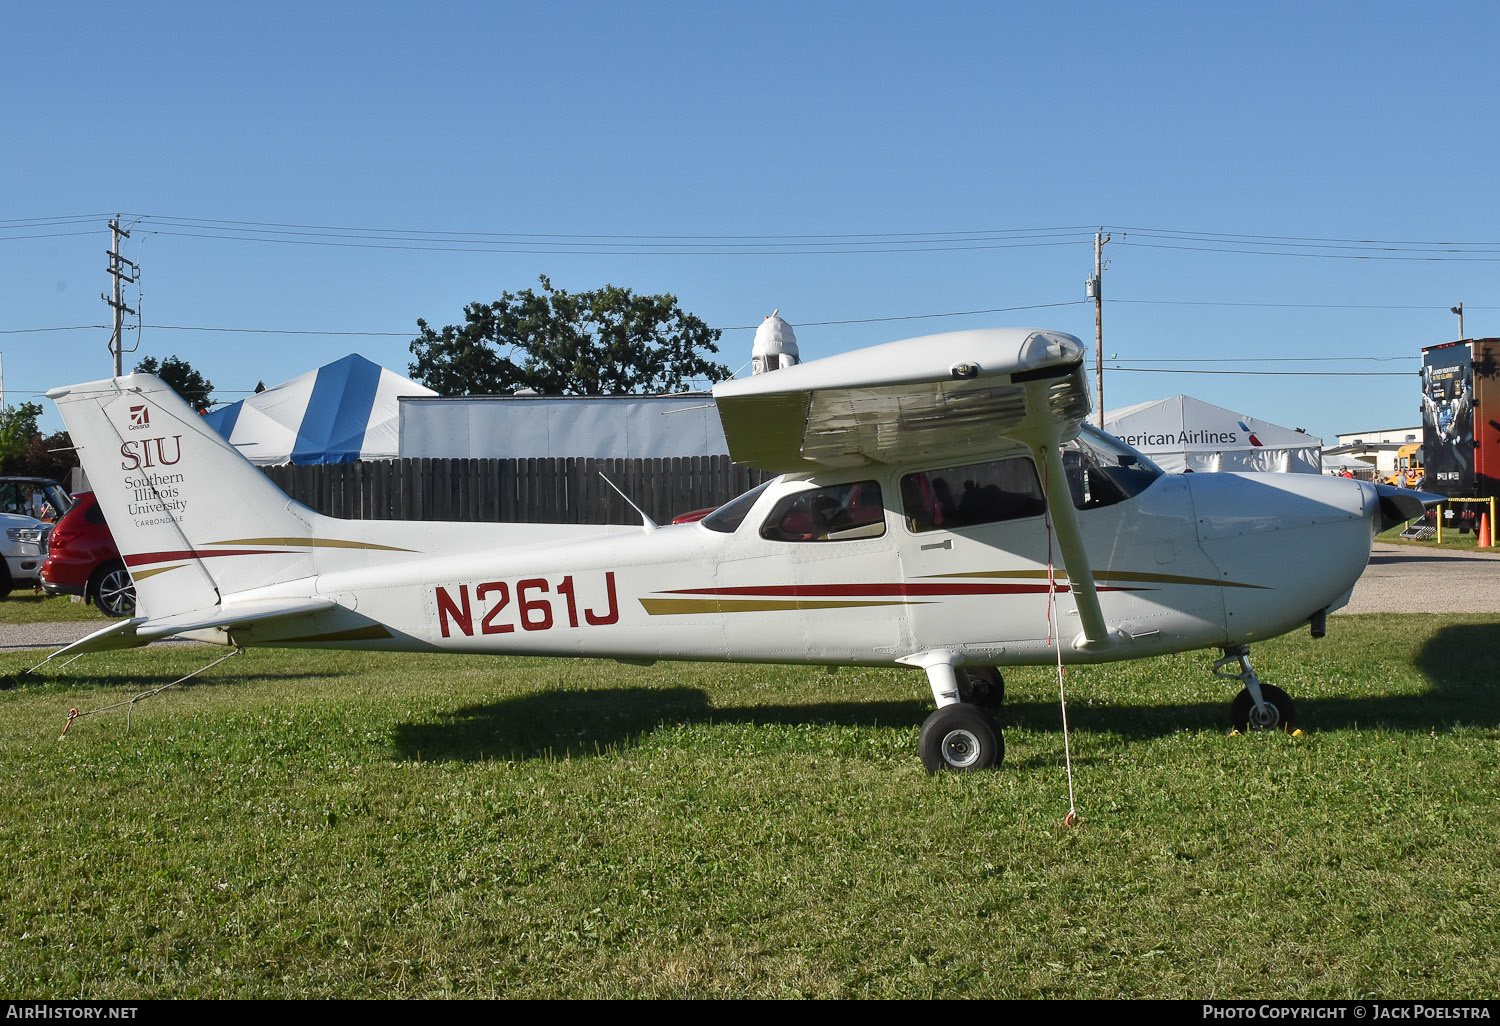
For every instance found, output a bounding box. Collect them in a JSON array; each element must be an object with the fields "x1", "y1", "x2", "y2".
[
  {"x1": 0, "y1": 476, "x2": 71, "y2": 598},
  {"x1": 40, "y1": 491, "x2": 136, "y2": 617}
]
